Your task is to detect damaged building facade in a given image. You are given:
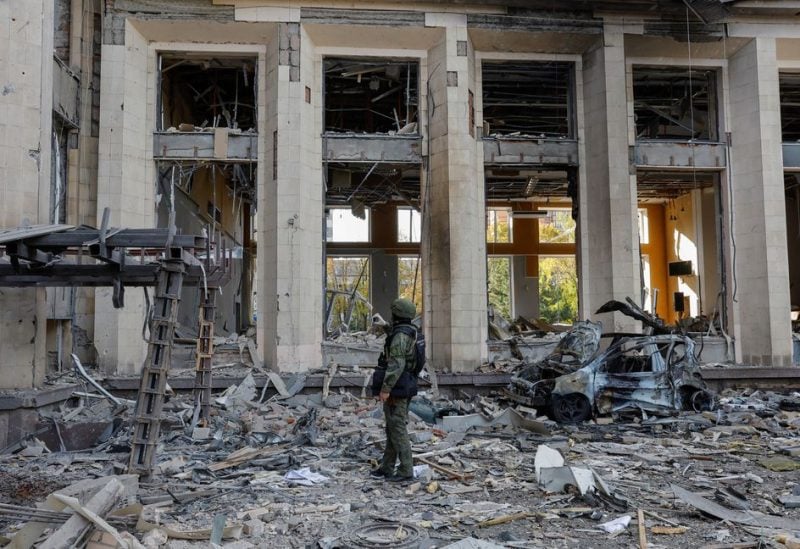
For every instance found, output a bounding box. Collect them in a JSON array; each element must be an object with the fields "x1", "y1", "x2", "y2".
[{"x1": 2, "y1": 0, "x2": 800, "y2": 392}]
